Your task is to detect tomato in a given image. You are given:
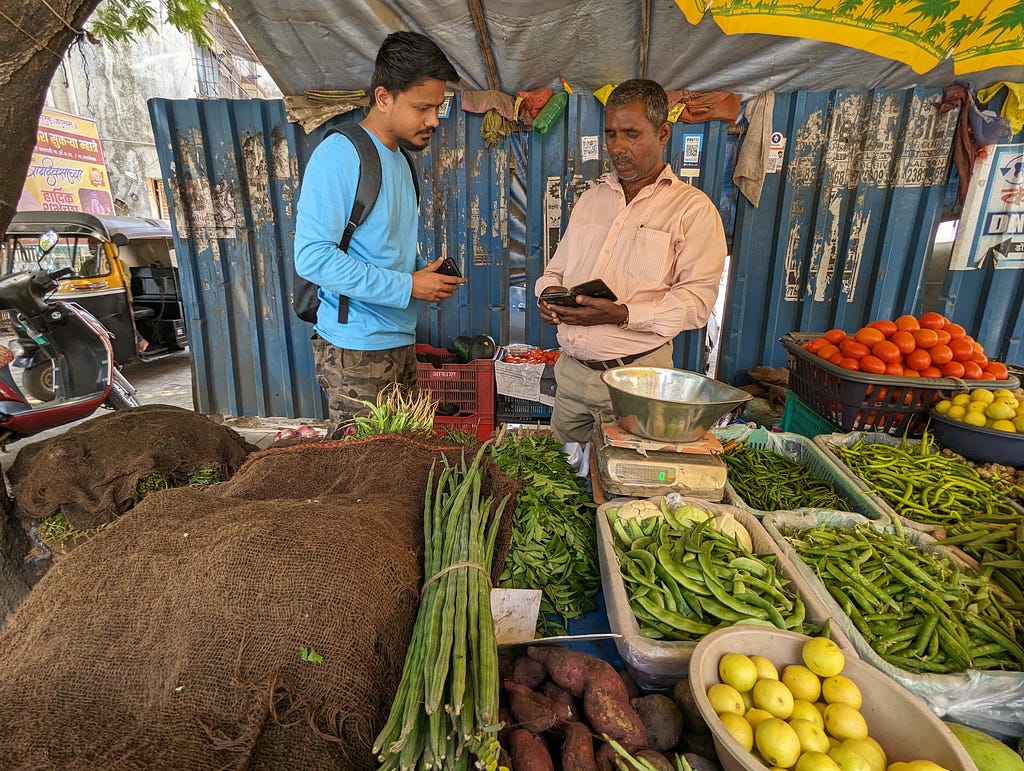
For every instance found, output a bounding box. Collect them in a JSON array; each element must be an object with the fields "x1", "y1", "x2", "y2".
[
  {"x1": 962, "y1": 360, "x2": 984, "y2": 380},
  {"x1": 839, "y1": 340, "x2": 870, "y2": 359},
  {"x1": 918, "y1": 311, "x2": 947, "y2": 330},
  {"x1": 940, "y1": 360, "x2": 965, "y2": 378},
  {"x1": 948, "y1": 338, "x2": 973, "y2": 361},
  {"x1": 942, "y1": 322, "x2": 966, "y2": 339},
  {"x1": 839, "y1": 357, "x2": 860, "y2": 371},
  {"x1": 985, "y1": 361, "x2": 1009, "y2": 380},
  {"x1": 934, "y1": 329, "x2": 952, "y2": 346},
  {"x1": 895, "y1": 314, "x2": 920, "y2": 332},
  {"x1": 980, "y1": 372, "x2": 997, "y2": 380},
  {"x1": 859, "y1": 355, "x2": 887, "y2": 375},
  {"x1": 903, "y1": 368, "x2": 920, "y2": 377},
  {"x1": 890, "y1": 330, "x2": 917, "y2": 355},
  {"x1": 912, "y1": 328, "x2": 939, "y2": 349},
  {"x1": 919, "y1": 366, "x2": 943, "y2": 378},
  {"x1": 904, "y1": 348, "x2": 931, "y2": 371},
  {"x1": 824, "y1": 328, "x2": 847, "y2": 345},
  {"x1": 884, "y1": 362, "x2": 905, "y2": 376},
  {"x1": 971, "y1": 351, "x2": 989, "y2": 366},
  {"x1": 828, "y1": 352, "x2": 845, "y2": 365},
  {"x1": 867, "y1": 319, "x2": 898, "y2": 338},
  {"x1": 805, "y1": 337, "x2": 830, "y2": 353},
  {"x1": 817, "y1": 343, "x2": 840, "y2": 361},
  {"x1": 854, "y1": 327, "x2": 885, "y2": 347},
  {"x1": 928, "y1": 343, "x2": 953, "y2": 365},
  {"x1": 872, "y1": 340, "x2": 901, "y2": 364}
]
